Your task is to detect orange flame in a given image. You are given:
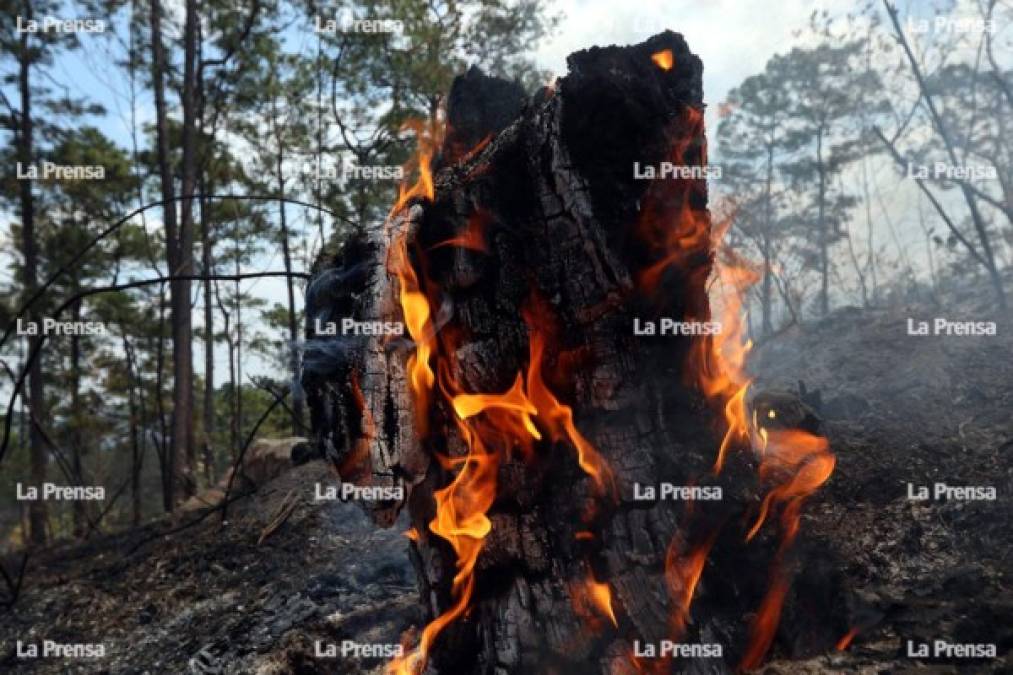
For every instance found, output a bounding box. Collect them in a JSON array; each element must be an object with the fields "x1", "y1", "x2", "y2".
[
  {"x1": 629, "y1": 106, "x2": 834, "y2": 668},
  {"x1": 387, "y1": 278, "x2": 615, "y2": 673},
  {"x1": 340, "y1": 370, "x2": 375, "y2": 479},
  {"x1": 523, "y1": 302, "x2": 615, "y2": 496},
  {"x1": 740, "y1": 573, "x2": 789, "y2": 670},
  {"x1": 588, "y1": 578, "x2": 618, "y2": 627},
  {"x1": 836, "y1": 627, "x2": 859, "y2": 651},
  {"x1": 349, "y1": 369, "x2": 376, "y2": 440},
  {"x1": 391, "y1": 234, "x2": 436, "y2": 436},
  {"x1": 694, "y1": 222, "x2": 834, "y2": 669},
  {"x1": 388, "y1": 119, "x2": 442, "y2": 436},
  {"x1": 651, "y1": 49, "x2": 674, "y2": 71},
  {"x1": 699, "y1": 231, "x2": 833, "y2": 669},
  {"x1": 665, "y1": 534, "x2": 717, "y2": 638},
  {"x1": 390, "y1": 118, "x2": 439, "y2": 217},
  {"x1": 635, "y1": 107, "x2": 711, "y2": 296},
  {"x1": 387, "y1": 385, "x2": 507, "y2": 674},
  {"x1": 688, "y1": 217, "x2": 761, "y2": 474},
  {"x1": 388, "y1": 312, "x2": 617, "y2": 672},
  {"x1": 451, "y1": 373, "x2": 540, "y2": 439},
  {"x1": 572, "y1": 572, "x2": 618, "y2": 628},
  {"x1": 745, "y1": 429, "x2": 835, "y2": 542}
]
